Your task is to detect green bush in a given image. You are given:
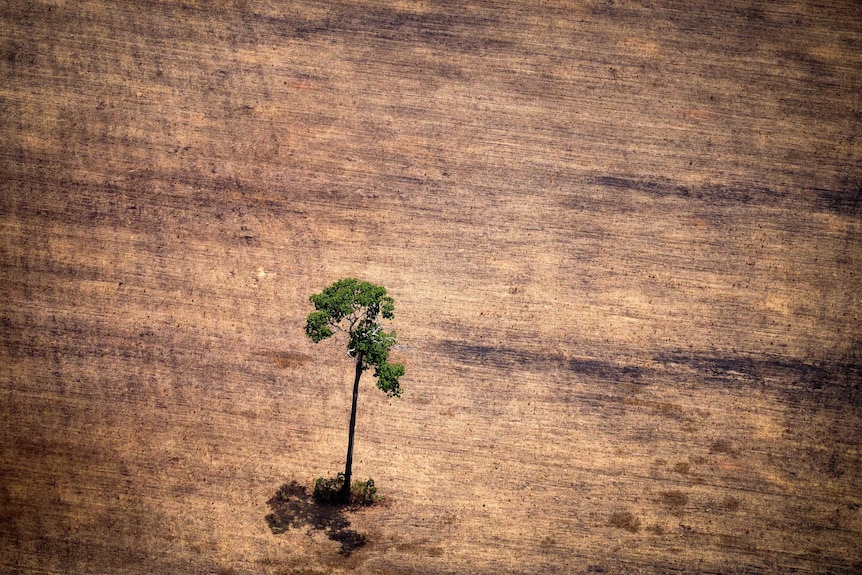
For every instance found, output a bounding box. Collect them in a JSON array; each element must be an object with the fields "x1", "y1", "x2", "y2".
[
  {"x1": 313, "y1": 473, "x2": 345, "y2": 504},
  {"x1": 350, "y1": 478, "x2": 378, "y2": 505},
  {"x1": 312, "y1": 474, "x2": 379, "y2": 506}
]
